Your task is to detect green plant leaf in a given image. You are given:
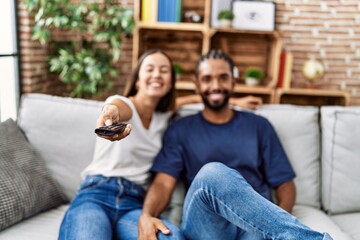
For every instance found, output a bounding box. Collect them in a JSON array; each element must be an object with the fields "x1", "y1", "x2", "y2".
[{"x1": 24, "y1": 1, "x2": 135, "y2": 97}]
